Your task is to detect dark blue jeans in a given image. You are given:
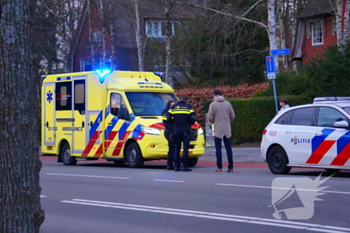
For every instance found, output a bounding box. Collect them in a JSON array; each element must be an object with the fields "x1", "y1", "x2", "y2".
[
  {"x1": 214, "y1": 136, "x2": 234, "y2": 169},
  {"x1": 174, "y1": 129, "x2": 190, "y2": 169},
  {"x1": 164, "y1": 129, "x2": 175, "y2": 167}
]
